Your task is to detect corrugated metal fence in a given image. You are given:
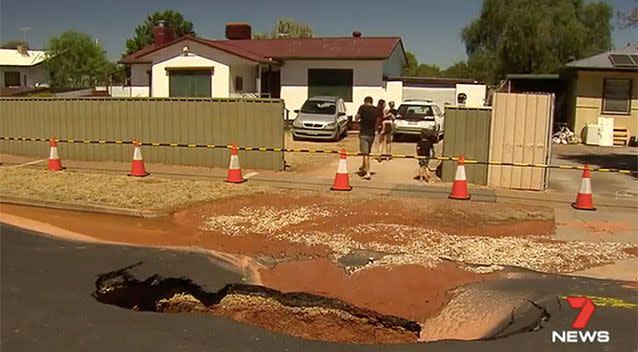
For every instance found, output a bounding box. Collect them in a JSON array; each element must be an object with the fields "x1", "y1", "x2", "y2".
[
  {"x1": 441, "y1": 106, "x2": 492, "y2": 185},
  {"x1": 488, "y1": 93, "x2": 553, "y2": 190},
  {"x1": 0, "y1": 97, "x2": 285, "y2": 170}
]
